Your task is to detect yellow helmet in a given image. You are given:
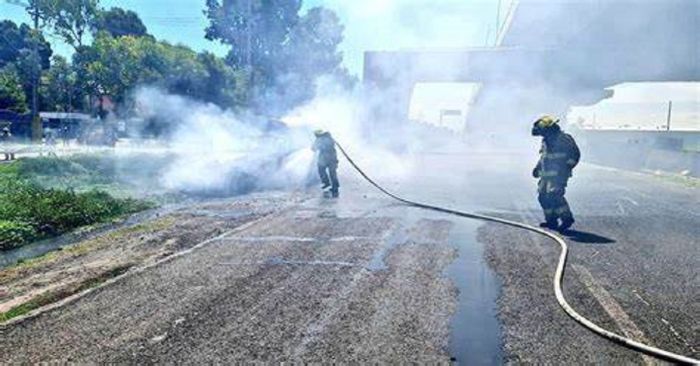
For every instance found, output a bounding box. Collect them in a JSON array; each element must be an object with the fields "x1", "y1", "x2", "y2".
[{"x1": 534, "y1": 115, "x2": 560, "y2": 128}]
